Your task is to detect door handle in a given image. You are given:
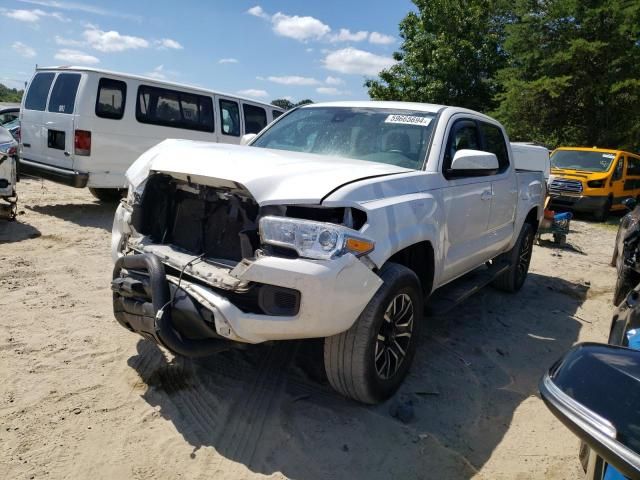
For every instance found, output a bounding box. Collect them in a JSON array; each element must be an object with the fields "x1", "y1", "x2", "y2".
[
  {"x1": 64, "y1": 151, "x2": 70, "y2": 157},
  {"x1": 481, "y1": 190, "x2": 493, "y2": 201}
]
